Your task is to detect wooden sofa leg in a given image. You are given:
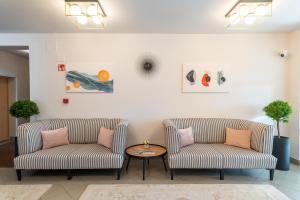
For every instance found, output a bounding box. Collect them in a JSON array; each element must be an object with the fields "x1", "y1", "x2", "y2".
[
  {"x1": 269, "y1": 169, "x2": 274, "y2": 181},
  {"x1": 220, "y1": 169, "x2": 224, "y2": 180},
  {"x1": 170, "y1": 169, "x2": 174, "y2": 180},
  {"x1": 16, "y1": 170, "x2": 22, "y2": 181},
  {"x1": 117, "y1": 169, "x2": 121, "y2": 180},
  {"x1": 67, "y1": 170, "x2": 72, "y2": 180}
]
